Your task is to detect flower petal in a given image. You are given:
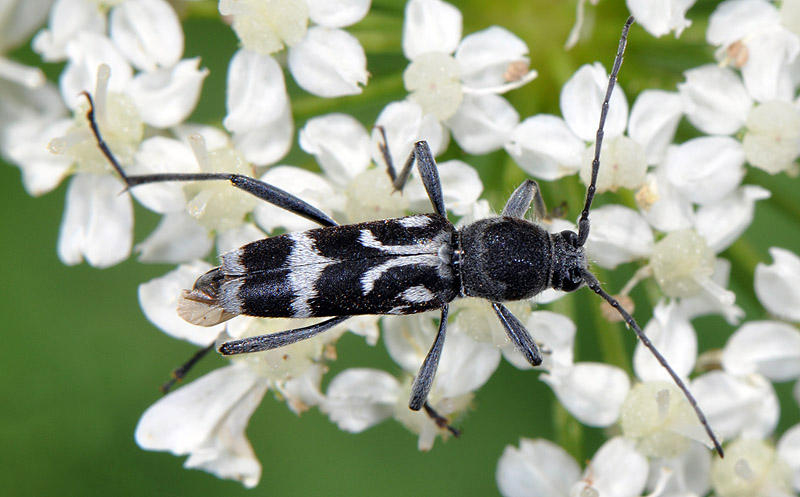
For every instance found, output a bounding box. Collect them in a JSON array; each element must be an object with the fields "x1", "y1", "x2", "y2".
[
  {"x1": 579, "y1": 437, "x2": 648, "y2": 497},
  {"x1": 678, "y1": 64, "x2": 752, "y2": 135},
  {"x1": 128, "y1": 136, "x2": 198, "y2": 213},
  {"x1": 448, "y1": 93, "x2": 518, "y2": 154},
  {"x1": 135, "y1": 363, "x2": 268, "y2": 488},
  {"x1": 636, "y1": 168, "x2": 694, "y2": 232},
  {"x1": 694, "y1": 185, "x2": 771, "y2": 253},
  {"x1": 739, "y1": 27, "x2": 799, "y2": 102},
  {"x1": 110, "y1": 0, "x2": 183, "y2": 71},
  {"x1": 776, "y1": 423, "x2": 800, "y2": 490},
  {"x1": 325, "y1": 368, "x2": 400, "y2": 432},
  {"x1": 502, "y1": 311, "x2": 575, "y2": 371},
  {"x1": 560, "y1": 62, "x2": 628, "y2": 142},
  {"x1": 299, "y1": 113, "x2": 370, "y2": 184},
  {"x1": 707, "y1": 0, "x2": 779, "y2": 47},
  {"x1": 722, "y1": 320, "x2": 800, "y2": 381},
  {"x1": 755, "y1": 247, "x2": 800, "y2": 321},
  {"x1": 288, "y1": 26, "x2": 367, "y2": 97},
  {"x1": 216, "y1": 222, "x2": 267, "y2": 255},
  {"x1": 305, "y1": 0, "x2": 370, "y2": 28},
  {"x1": 33, "y1": 0, "x2": 106, "y2": 62},
  {"x1": 128, "y1": 57, "x2": 208, "y2": 128},
  {"x1": 455, "y1": 25, "x2": 530, "y2": 89},
  {"x1": 626, "y1": 0, "x2": 695, "y2": 38},
  {"x1": 402, "y1": 159, "x2": 482, "y2": 216},
  {"x1": 693, "y1": 370, "x2": 779, "y2": 440},
  {"x1": 224, "y1": 50, "x2": 288, "y2": 133},
  {"x1": 505, "y1": 114, "x2": 583, "y2": 180},
  {"x1": 628, "y1": 89, "x2": 684, "y2": 164},
  {"x1": 60, "y1": 32, "x2": 132, "y2": 109},
  {"x1": 371, "y1": 100, "x2": 449, "y2": 173},
  {"x1": 402, "y1": 0, "x2": 462, "y2": 59},
  {"x1": 4, "y1": 111, "x2": 72, "y2": 196},
  {"x1": 57, "y1": 174, "x2": 132, "y2": 268},
  {"x1": 541, "y1": 362, "x2": 630, "y2": 427},
  {"x1": 679, "y1": 258, "x2": 745, "y2": 325},
  {"x1": 231, "y1": 104, "x2": 294, "y2": 166},
  {"x1": 434, "y1": 325, "x2": 500, "y2": 397},
  {"x1": 633, "y1": 300, "x2": 697, "y2": 382},
  {"x1": 585, "y1": 204, "x2": 654, "y2": 269},
  {"x1": 496, "y1": 438, "x2": 580, "y2": 497},
  {"x1": 136, "y1": 211, "x2": 212, "y2": 264},
  {"x1": 663, "y1": 136, "x2": 745, "y2": 205}
]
